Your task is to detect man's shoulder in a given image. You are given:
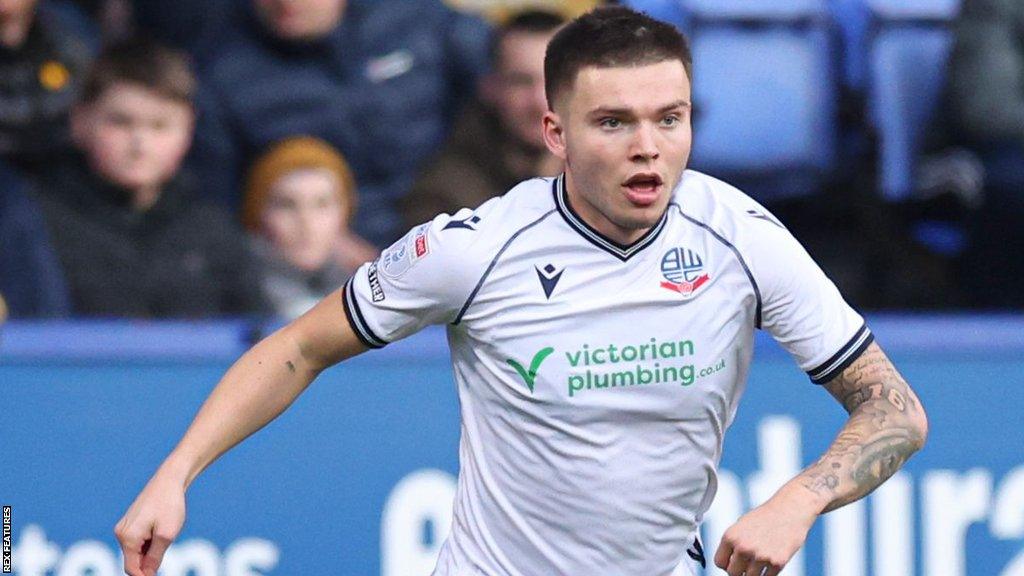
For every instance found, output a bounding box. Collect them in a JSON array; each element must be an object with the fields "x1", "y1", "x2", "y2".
[
  {"x1": 674, "y1": 170, "x2": 761, "y2": 218},
  {"x1": 403, "y1": 177, "x2": 557, "y2": 268},
  {"x1": 433, "y1": 176, "x2": 555, "y2": 237},
  {"x1": 673, "y1": 170, "x2": 787, "y2": 233}
]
